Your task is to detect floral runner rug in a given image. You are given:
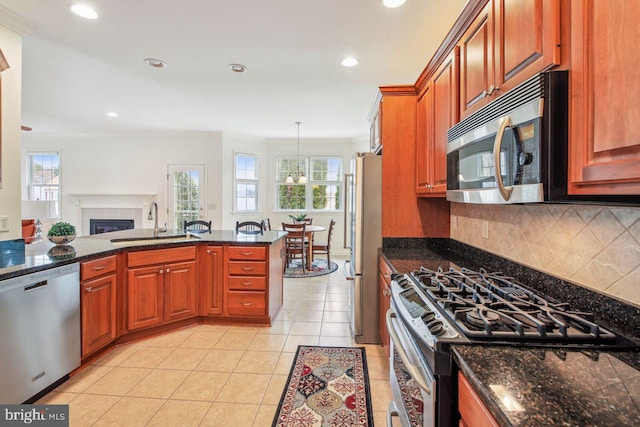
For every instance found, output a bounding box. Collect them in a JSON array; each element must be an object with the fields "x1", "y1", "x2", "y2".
[{"x1": 272, "y1": 346, "x2": 373, "y2": 426}]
